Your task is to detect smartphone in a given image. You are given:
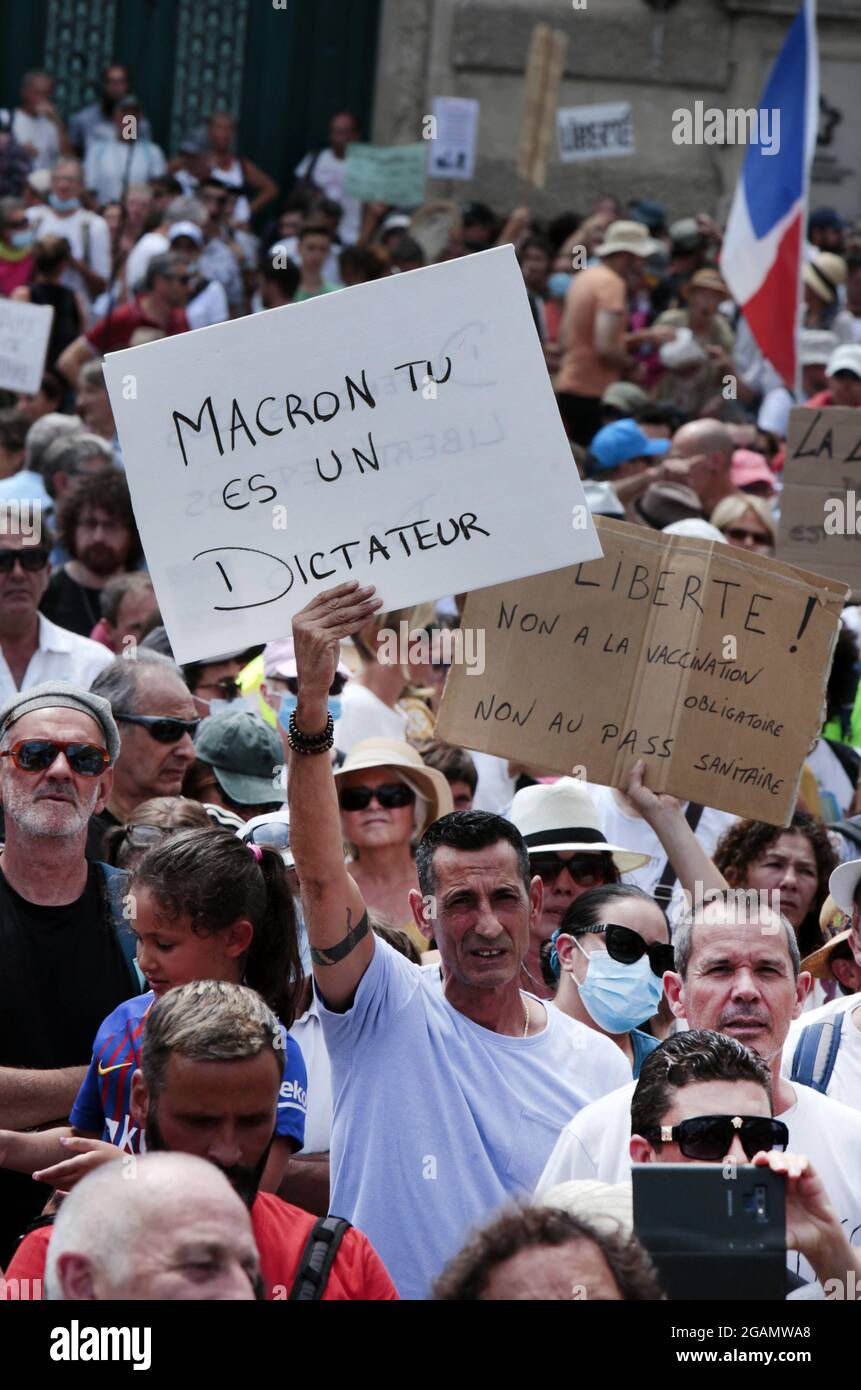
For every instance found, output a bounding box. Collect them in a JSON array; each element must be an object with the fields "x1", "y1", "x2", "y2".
[{"x1": 632, "y1": 1163, "x2": 787, "y2": 1300}]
